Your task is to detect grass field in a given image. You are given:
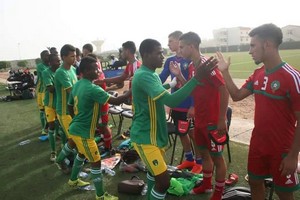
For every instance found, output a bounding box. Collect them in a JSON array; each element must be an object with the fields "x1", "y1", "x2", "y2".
[
  {"x1": 1, "y1": 49, "x2": 300, "y2": 200},
  {"x1": 157, "y1": 49, "x2": 300, "y2": 79}
]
